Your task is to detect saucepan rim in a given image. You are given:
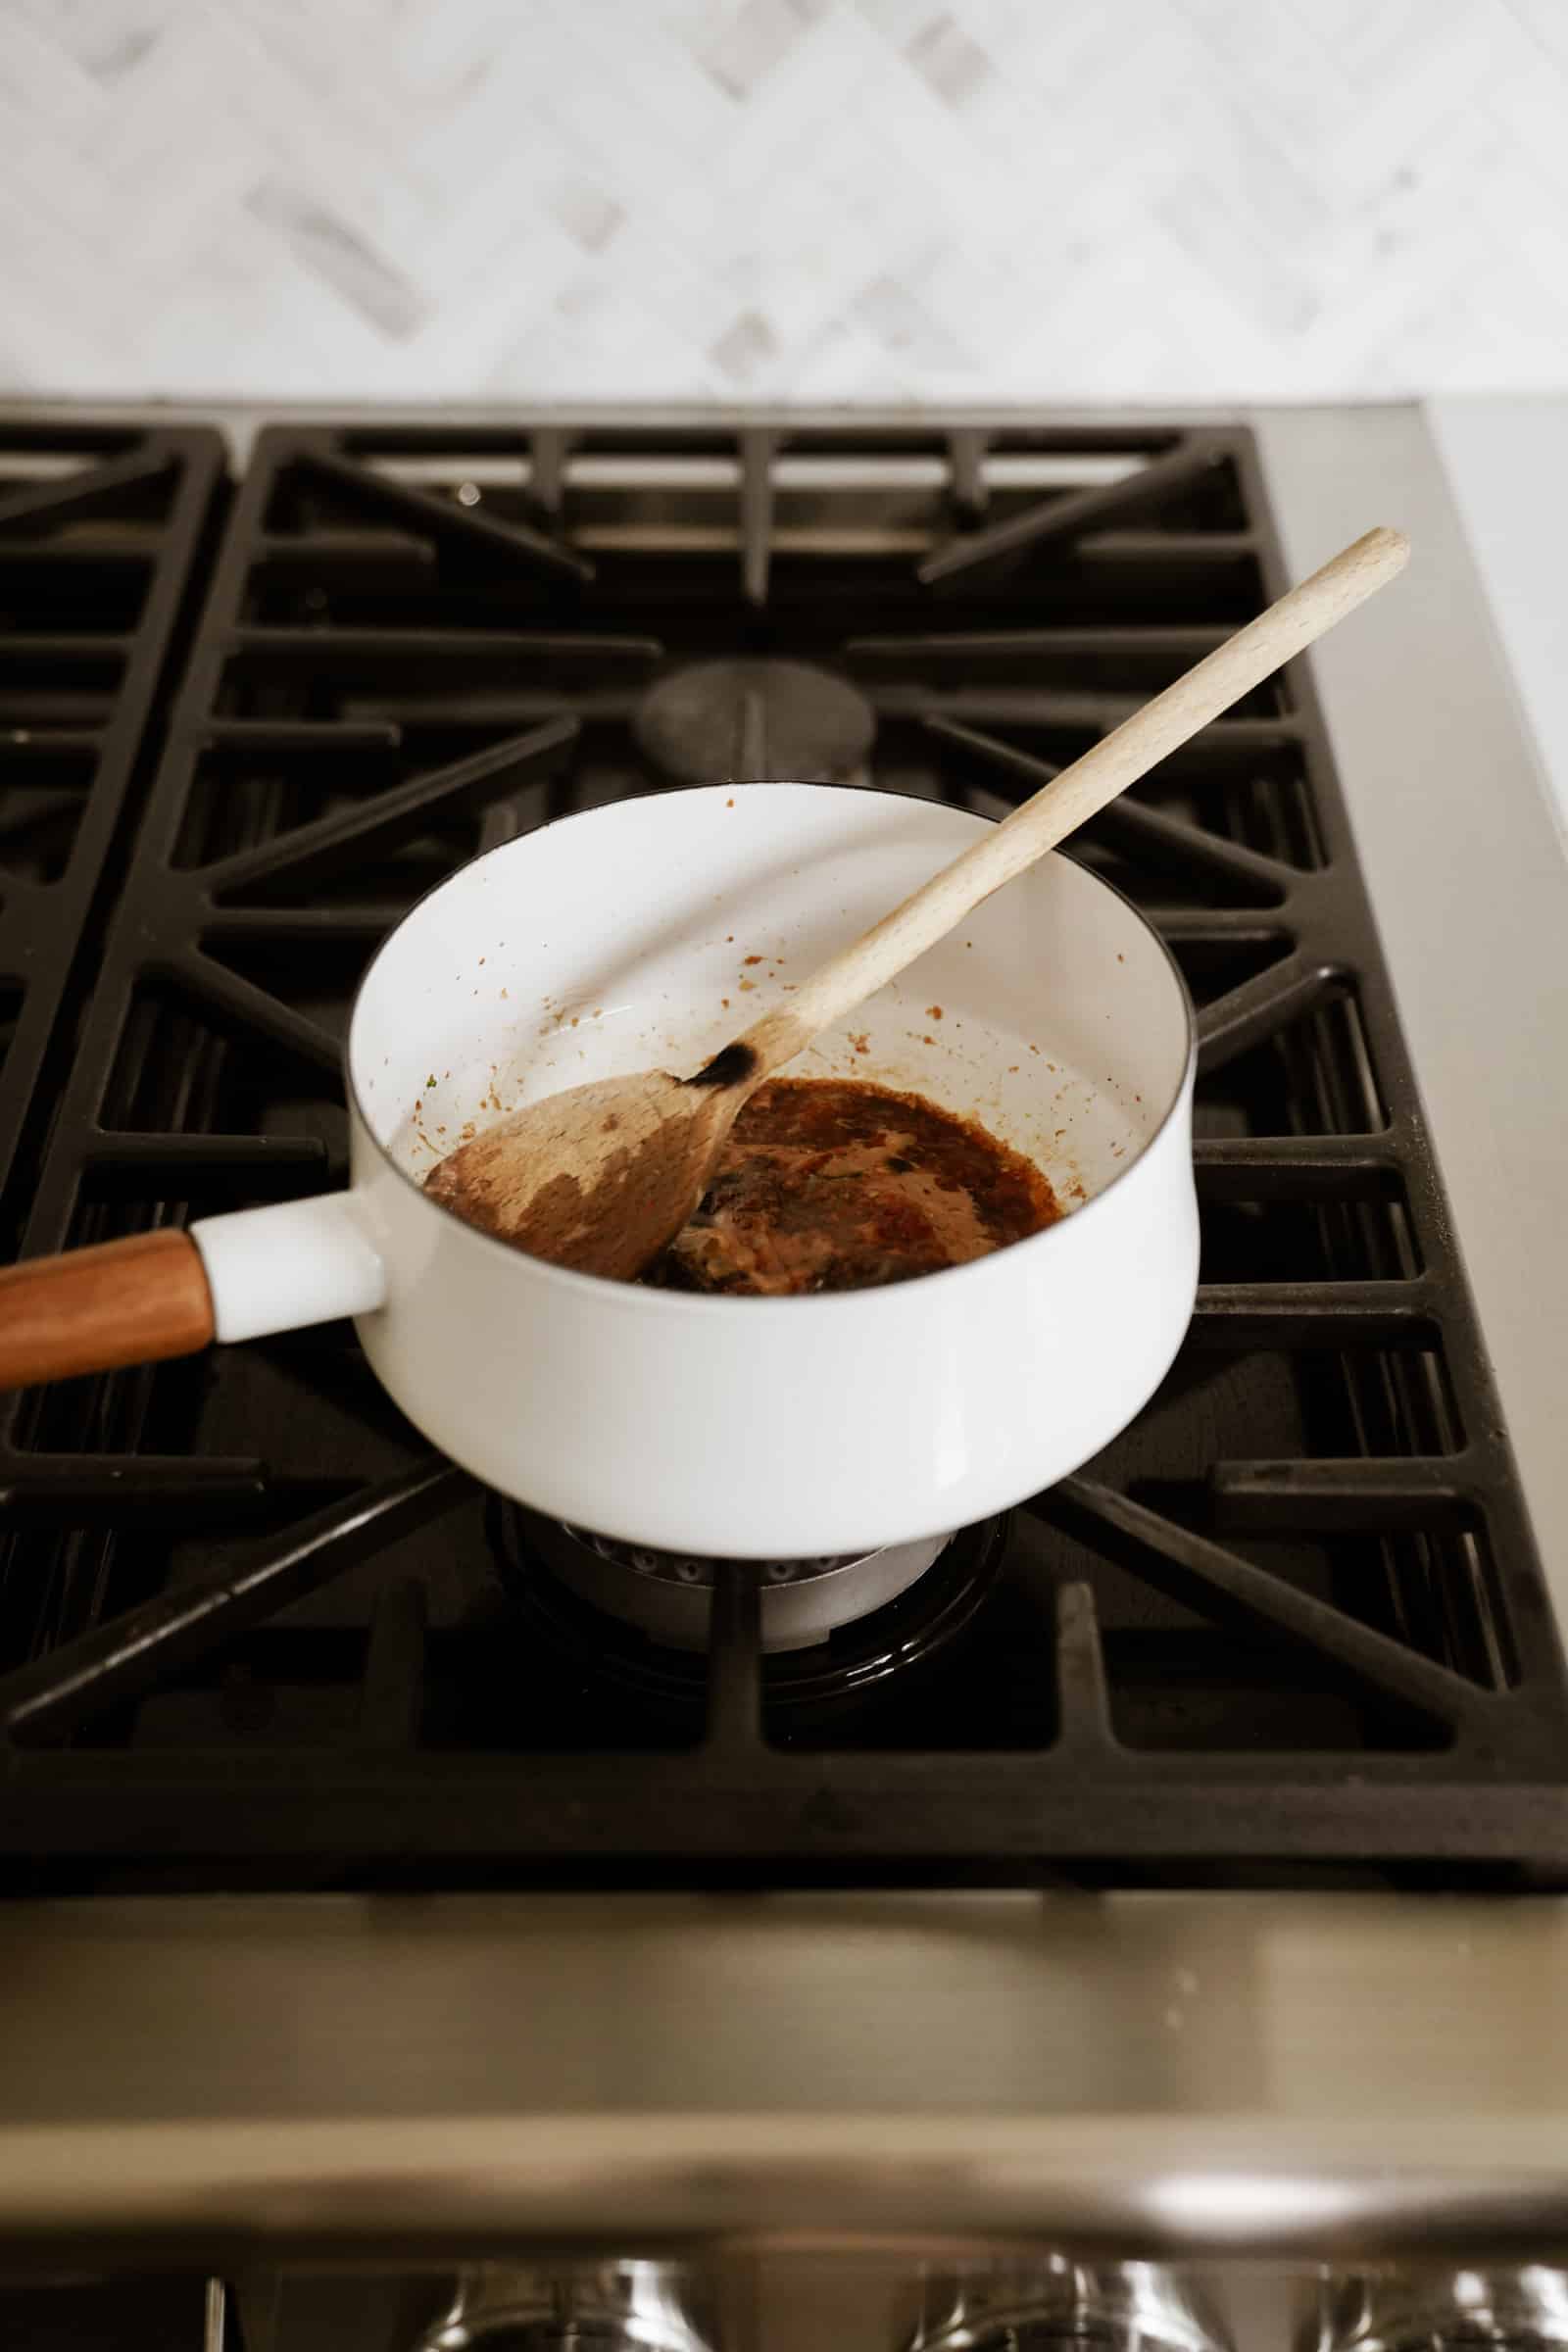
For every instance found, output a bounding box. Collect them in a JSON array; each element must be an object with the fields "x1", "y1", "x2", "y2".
[{"x1": 345, "y1": 779, "x2": 1199, "y2": 1313}]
